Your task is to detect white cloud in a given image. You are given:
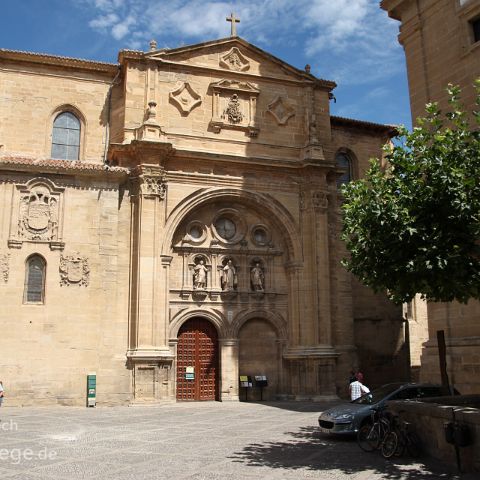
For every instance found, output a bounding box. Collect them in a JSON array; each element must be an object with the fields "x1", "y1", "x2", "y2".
[
  {"x1": 79, "y1": 0, "x2": 403, "y2": 87},
  {"x1": 89, "y1": 13, "x2": 119, "y2": 29},
  {"x1": 111, "y1": 14, "x2": 136, "y2": 39}
]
